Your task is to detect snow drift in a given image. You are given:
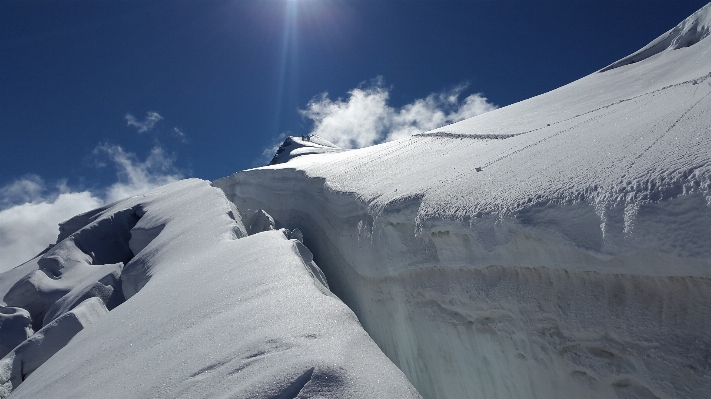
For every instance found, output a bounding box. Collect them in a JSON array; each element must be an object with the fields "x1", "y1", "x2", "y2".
[
  {"x1": 0, "y1": 180, "x2": 420, "y2": 398},
  {"x1": 215, "y1": 4, "x2": 711, "y2": 399}
]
